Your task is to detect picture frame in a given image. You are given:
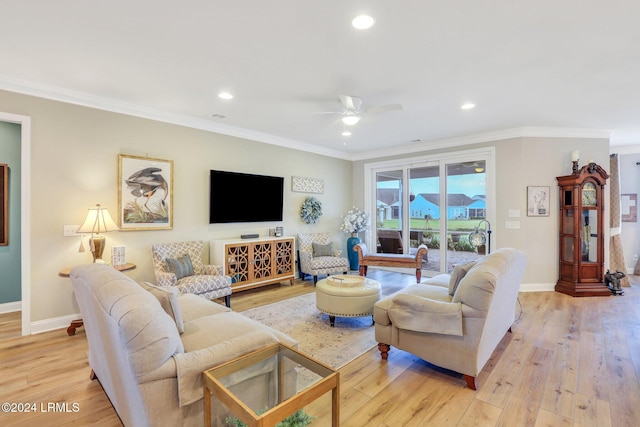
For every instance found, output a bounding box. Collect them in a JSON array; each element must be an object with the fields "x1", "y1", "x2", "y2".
[
  {"x1": 621, "y1": 193, "x2": 637, "y2": 222},
  {"x1": 118, "y1": 154, "x2": 173, "y2": 230},
  {"x1": 527, "y1": 186, "x2": 550, "y2": 217},
  {"x1": 0, "y1": 164, "x2": 7, "y2": 245},
  {"x1": 292, "y1": 176, "x2": 324, "y2": 194}
]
